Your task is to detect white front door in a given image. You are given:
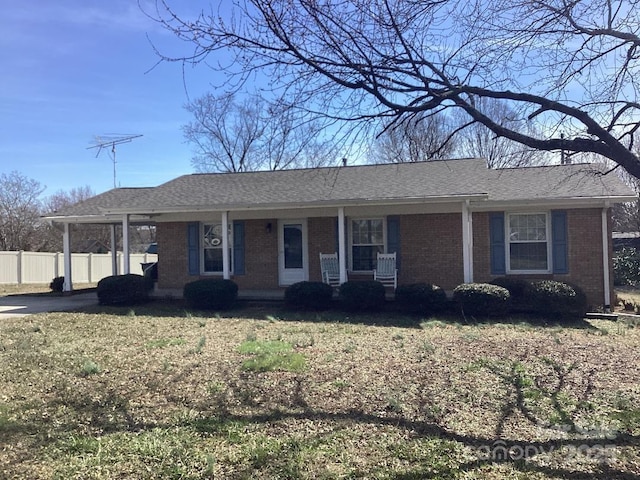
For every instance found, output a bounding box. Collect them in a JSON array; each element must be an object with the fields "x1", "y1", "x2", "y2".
[{"x1": 278, "y1": 219, "x2": 308, "y2": 286}]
